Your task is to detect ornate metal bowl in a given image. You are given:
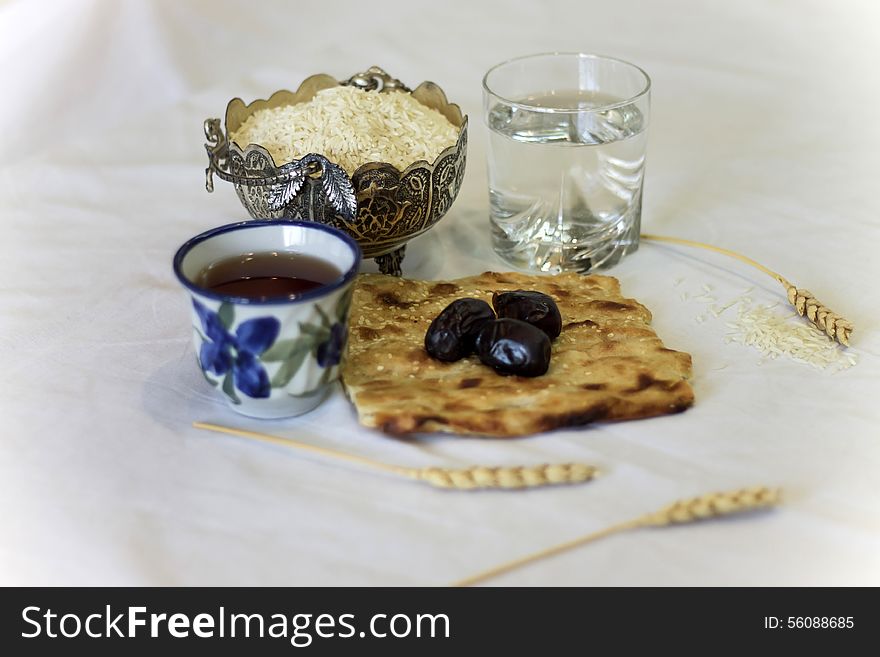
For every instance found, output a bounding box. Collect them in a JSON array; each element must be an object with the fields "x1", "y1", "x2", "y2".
[{"x1": 203, "y1": 66, "x2": 468, "y2": 276}]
